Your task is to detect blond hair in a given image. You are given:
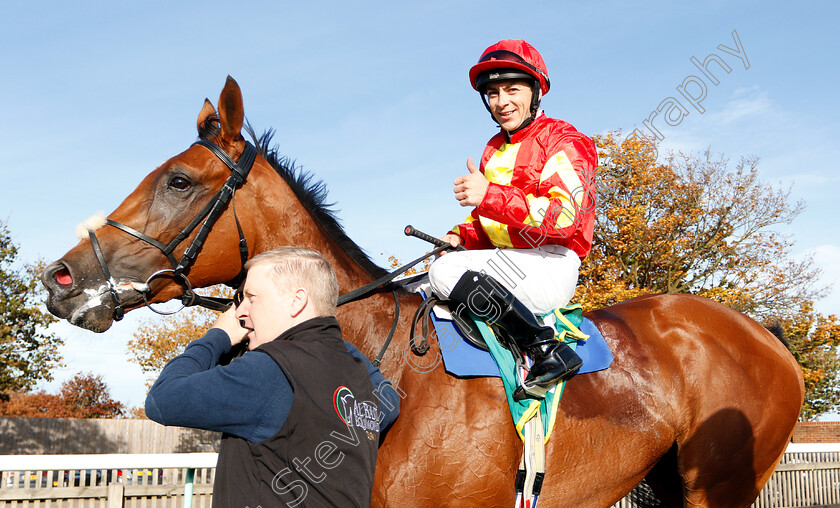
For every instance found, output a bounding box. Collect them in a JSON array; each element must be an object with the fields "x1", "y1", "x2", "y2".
[{"x1": 244, "y1": 247, "x2": 339, "y2": 316}]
